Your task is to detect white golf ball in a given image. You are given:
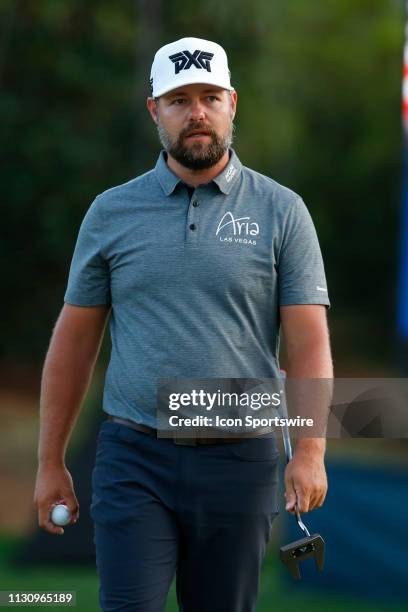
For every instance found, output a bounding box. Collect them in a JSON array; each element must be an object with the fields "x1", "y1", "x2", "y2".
[{"x1": 51, "y1": 504, "x2": 71, "y2": 526}]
